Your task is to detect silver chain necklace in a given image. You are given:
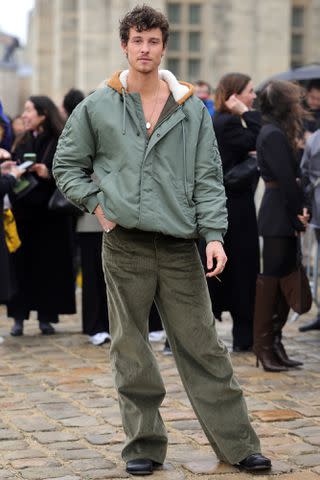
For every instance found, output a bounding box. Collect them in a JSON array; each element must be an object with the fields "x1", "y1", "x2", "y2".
[{"x1": 145, "y1": 81, "x2": 160, "y2": 130}]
